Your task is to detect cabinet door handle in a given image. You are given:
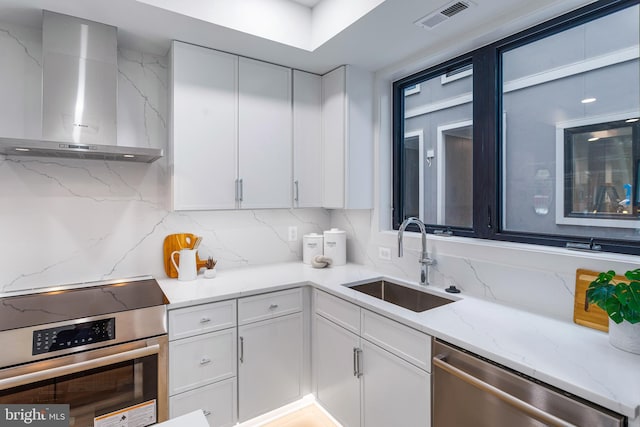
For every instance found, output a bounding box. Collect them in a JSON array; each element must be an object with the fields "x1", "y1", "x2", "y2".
[
  {"x1": 239, "y1": 178, "x2": 243, "y2": 202},
  {"x1": 202, "y1": 410, "x2": 212, "y2": 417},
  {"x1": 294, "y1": 180, "x2": 299, "y2": 202},
  {"x1": 235, "y1": 179, "x2": 239, "y2": 202},
  {"x1": 353, "y1": 347, "x2": 363, "y2": 377},
  {"x1": 199, "y1": 317, "x2": 211, "y2": 324},
  {"x1": 269, "y1": 303, "x2": 279, "y2": 310},
  {"x1": 239, "y1": 336, "x2": 244, "y2": 364},
  {"x1": 355, "y1": 348, "x2": 363, "y2": 378},
  {"x1": 199, "y1": 357, "x2": 211, "y2": 365}
]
